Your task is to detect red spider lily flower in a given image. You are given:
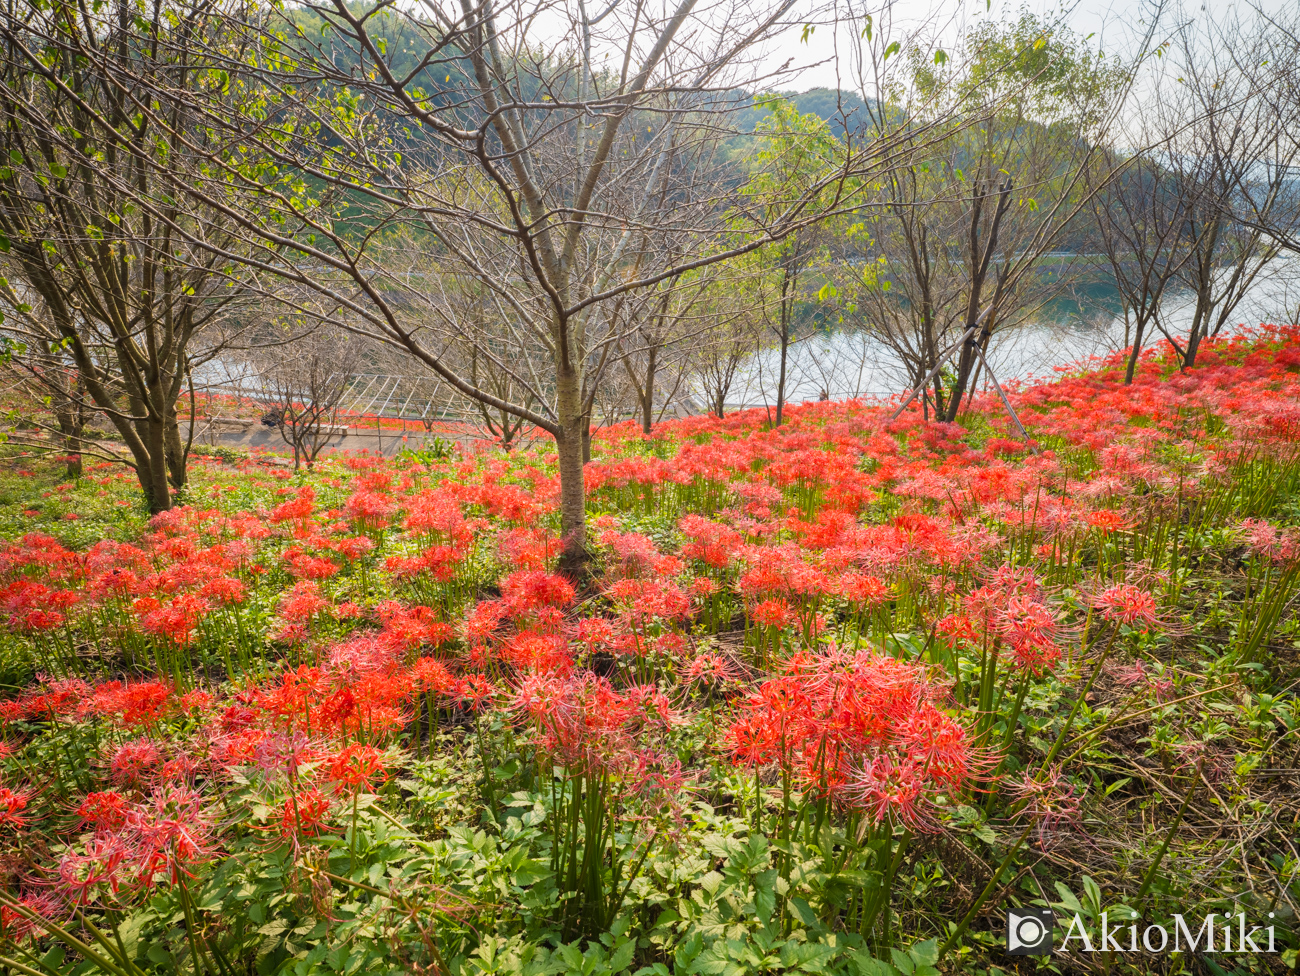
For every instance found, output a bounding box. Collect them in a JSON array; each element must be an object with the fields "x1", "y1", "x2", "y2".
[
  {"x1": 500, "y1": 570, "x2": 576, "y2": 612},
  {"x1": 86, "y1": 680, "x2": 173, "y2": 727},
  {"x1": 508, "y1": 672, "x2": 650, "y2": 777},
  {"x1": 412, "y1": 656, "x2": 456, "y2": 694},
  {"x1": 1094, "y1": 583, "x2": 1159, "y2": 629},
  {"x1": 140, "y1": 594, "x2": 210, "y2": 647},
  {"x1": 109, "y1": 739, "x2": 164, "y2": 787},
  {"x1": 323, "y1": 745, "x2": 388, "y2": 792},
  {"x1": 270, "y1": 485, "x2": 316, "y2": 531},
  {"x1": 1087, "y1": 509, "x2": 1130, "y2": 532},
  {"x1": 1110, "y1": 660, "x2": 1175, "y2": 701},
  {"x1": 0, "y1": 786, "x2": 33, "y2": 827},
  {"x1": 454, "y1": 674, "x2": 498, "y2": 711},
  {"x1": 280, "y1": 787, "x2": 334, "y2": 839},
  {"x1": 199, "y1": 576, "x2": 246, "y2": 606},
  {"x1": 1011, "y1": 767, "x2": 1083, "y2": 848},
  {"x1": 726, "y1": 650, "x2": 973, "y2": 830},
  {"x1": 277, "y1": 580, "x2": 331, "y2": 623},
  {"x1": 0, "y1": 891, "x2": 62, "y2": 942},
  {"x1": 179, "y1": 690, "x2": 214, "y2": 714},
  {"x1": 330, "y1": 535, "x2": 377, "y2": 562},
  {"x1": 344, "y1": 490, "x2": 395, "y2": 530},
  {"x1": 751, "y1": 599, "x2": 795, "y2": 629},
  {"x1": 125, "y1": 785, "x2": 218, "y2": 886},
  {"x1": 77, "y1": 791, "x2": 129, "y2": 831},
  {"x1": 681, "y1": 651, "x2": 741, "y2": 690},
  {"x1": 289, "y1": 549, "x2": 342, "y2": 581},
  {"x1": 571, "y1": 616, "x2": 615, "y2": 651},
  {"x1": 937, "y1": 614, "x2": 979, "y2": 647},
  {"x1": 997, "y1": 597, "x2": 1061, "y2": 675},
  {"x1": 58, "y1": 835, "x2": 129, "y2": 904},
  {"x1": 839, "y1": 573, "x2": 890, "y2": 609}
]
